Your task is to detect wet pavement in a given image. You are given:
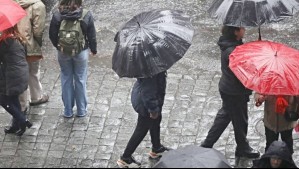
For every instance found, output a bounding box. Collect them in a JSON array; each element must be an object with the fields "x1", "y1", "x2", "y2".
[{"x1": 1, "y1": 0, "x2": 299, "y2": 168}]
